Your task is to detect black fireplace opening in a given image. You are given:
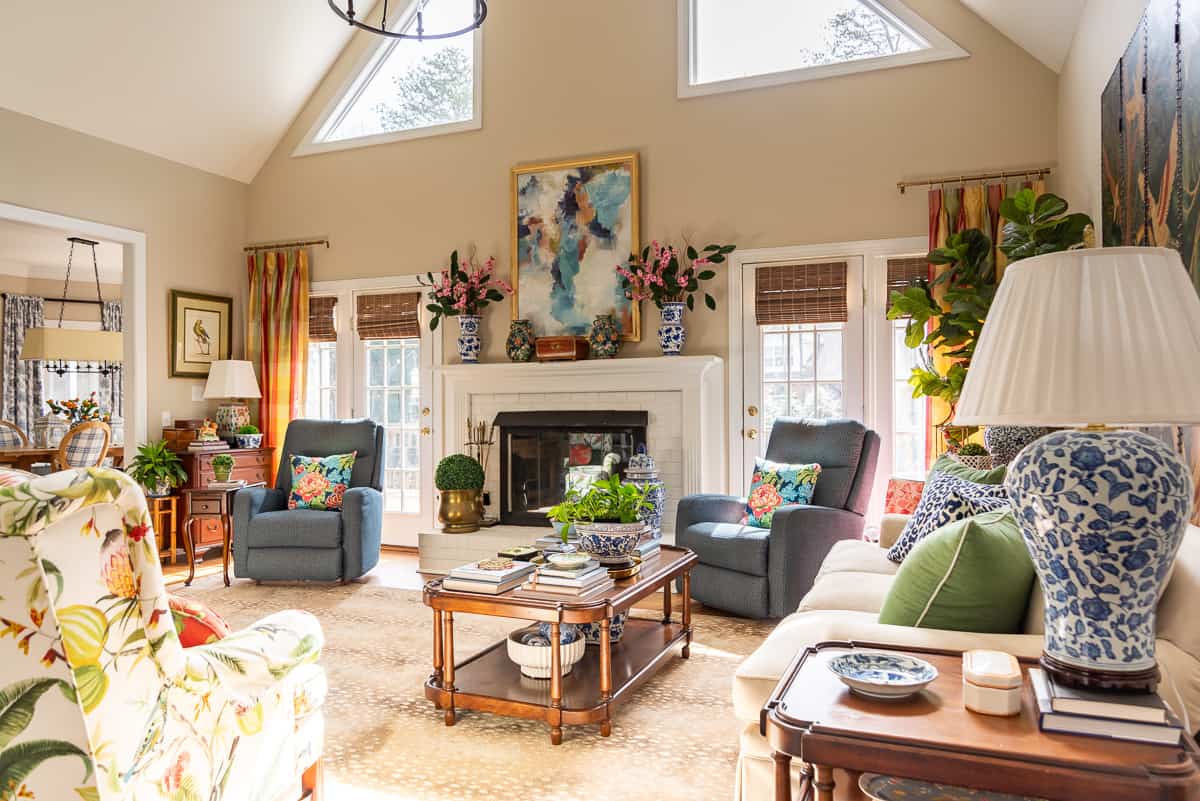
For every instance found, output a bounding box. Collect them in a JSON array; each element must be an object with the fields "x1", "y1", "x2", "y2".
[{"x1": 496, "y1": 410, "x2": 648, "y2": 527}]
